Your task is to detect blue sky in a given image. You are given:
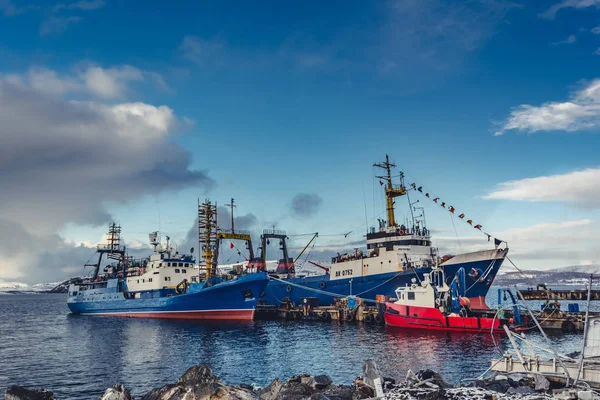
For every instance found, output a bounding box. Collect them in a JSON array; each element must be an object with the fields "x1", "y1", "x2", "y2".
[{"x1": 1, "y1": 0, "x2": 599, "y2": 283}]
